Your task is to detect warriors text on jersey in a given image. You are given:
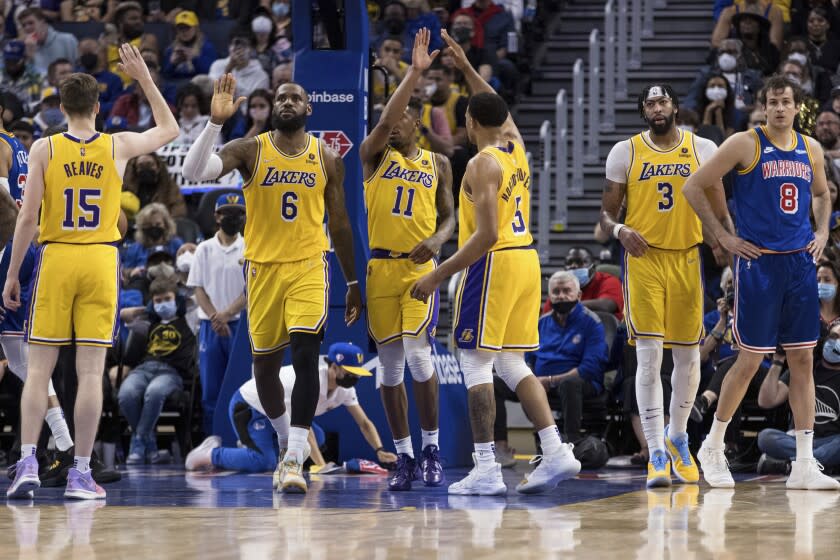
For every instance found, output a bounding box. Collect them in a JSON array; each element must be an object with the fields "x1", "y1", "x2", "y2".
[{"x1": 0, "y1": 131, "x2": 28, "y2": 206}]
